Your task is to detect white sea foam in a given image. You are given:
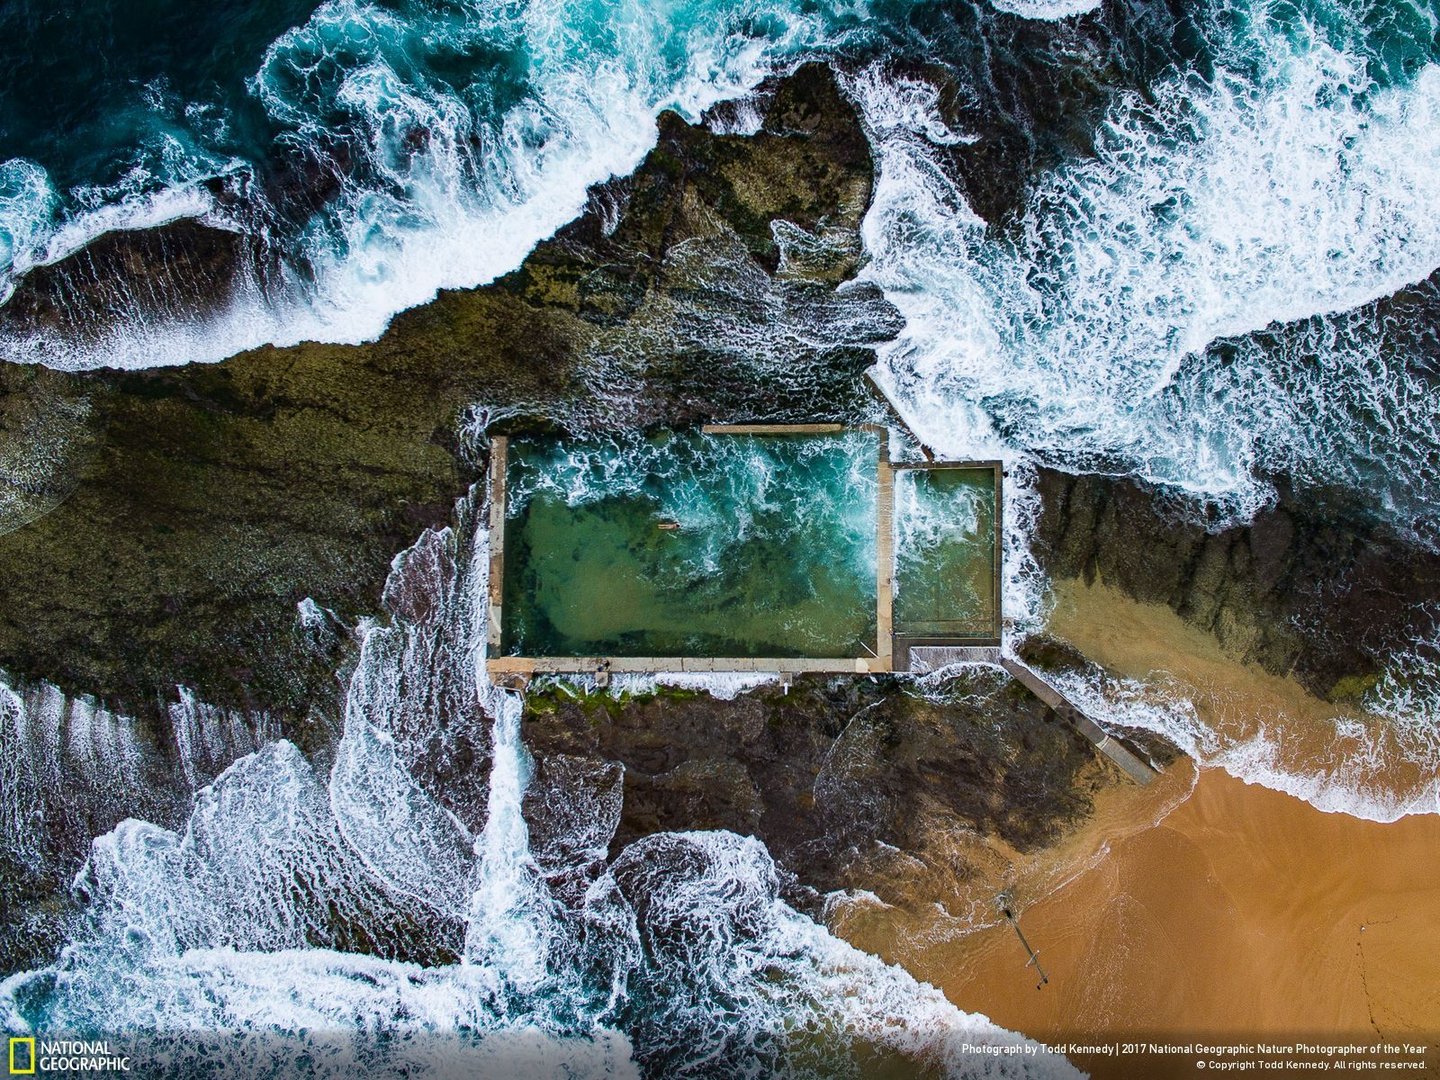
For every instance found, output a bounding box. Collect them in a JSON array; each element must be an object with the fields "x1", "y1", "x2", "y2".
[
  {"x1": 997, "y1": 462, "x2": 1048, "y2": 637},
  {"x1": 849, "y1": 9, "x2": 1440, "y2": 813},
  {"x1": 985, "y1": 0, "x2": 1103, "y2": 21},
  {"x1": 1363, "y1": 605, "x2": 1440, "y2": 775},
  {"x1": 334, "y1": 526, "x2": 483, "y2": 919},
  {"x1": 894, "y1": 468, "x2": 984, "y2": 559},
  {"x1": 655, "y1": 671, "x2": 781, "y2": 698},
  {"x1": 0, "y1": 163, "x2": 233, "y2": 303},
  {"x1": 505, "y1": 429, "x2": 881, "y2": 596},
  {"x1": 464, "y1": 687, "x2": 558, "y2": 994},
  {"x1": 847, "y1": 67, "x2": 975, "y2": 148},
  {"x1": 1043, "y1": 662, "x2": 1440, "y2": 822},
  {"x1": 0, "y1": 944, "x2": 643, "y2": 1080},
  {"x1": 3, "y1": 493, "x2": 1064, "y2": 1075},
  {"x1": 605, "y1": 830, "x2": 1078, "y2": 1077},
  {"x1": 852, "y1": 30, "x2": 1440, "y2": 522},
  {"x1": 0, "y1": 160, "x2": 60, "y2": 285},
  {"x1": 170, "y1": 687, "x2": 278, "y2": 791},
  {"x1": 2, "y1": 0, "x2": 868, "y2": 371},
  {"x1": 0, "y1": 676, "x2": 276, "y2": 896},
  {"x1": 0, "y1": 168, "x2": 285, "y2": 371},
  {"x1": 605, "y1": 670, "x2": 782, "y2": 699}
]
